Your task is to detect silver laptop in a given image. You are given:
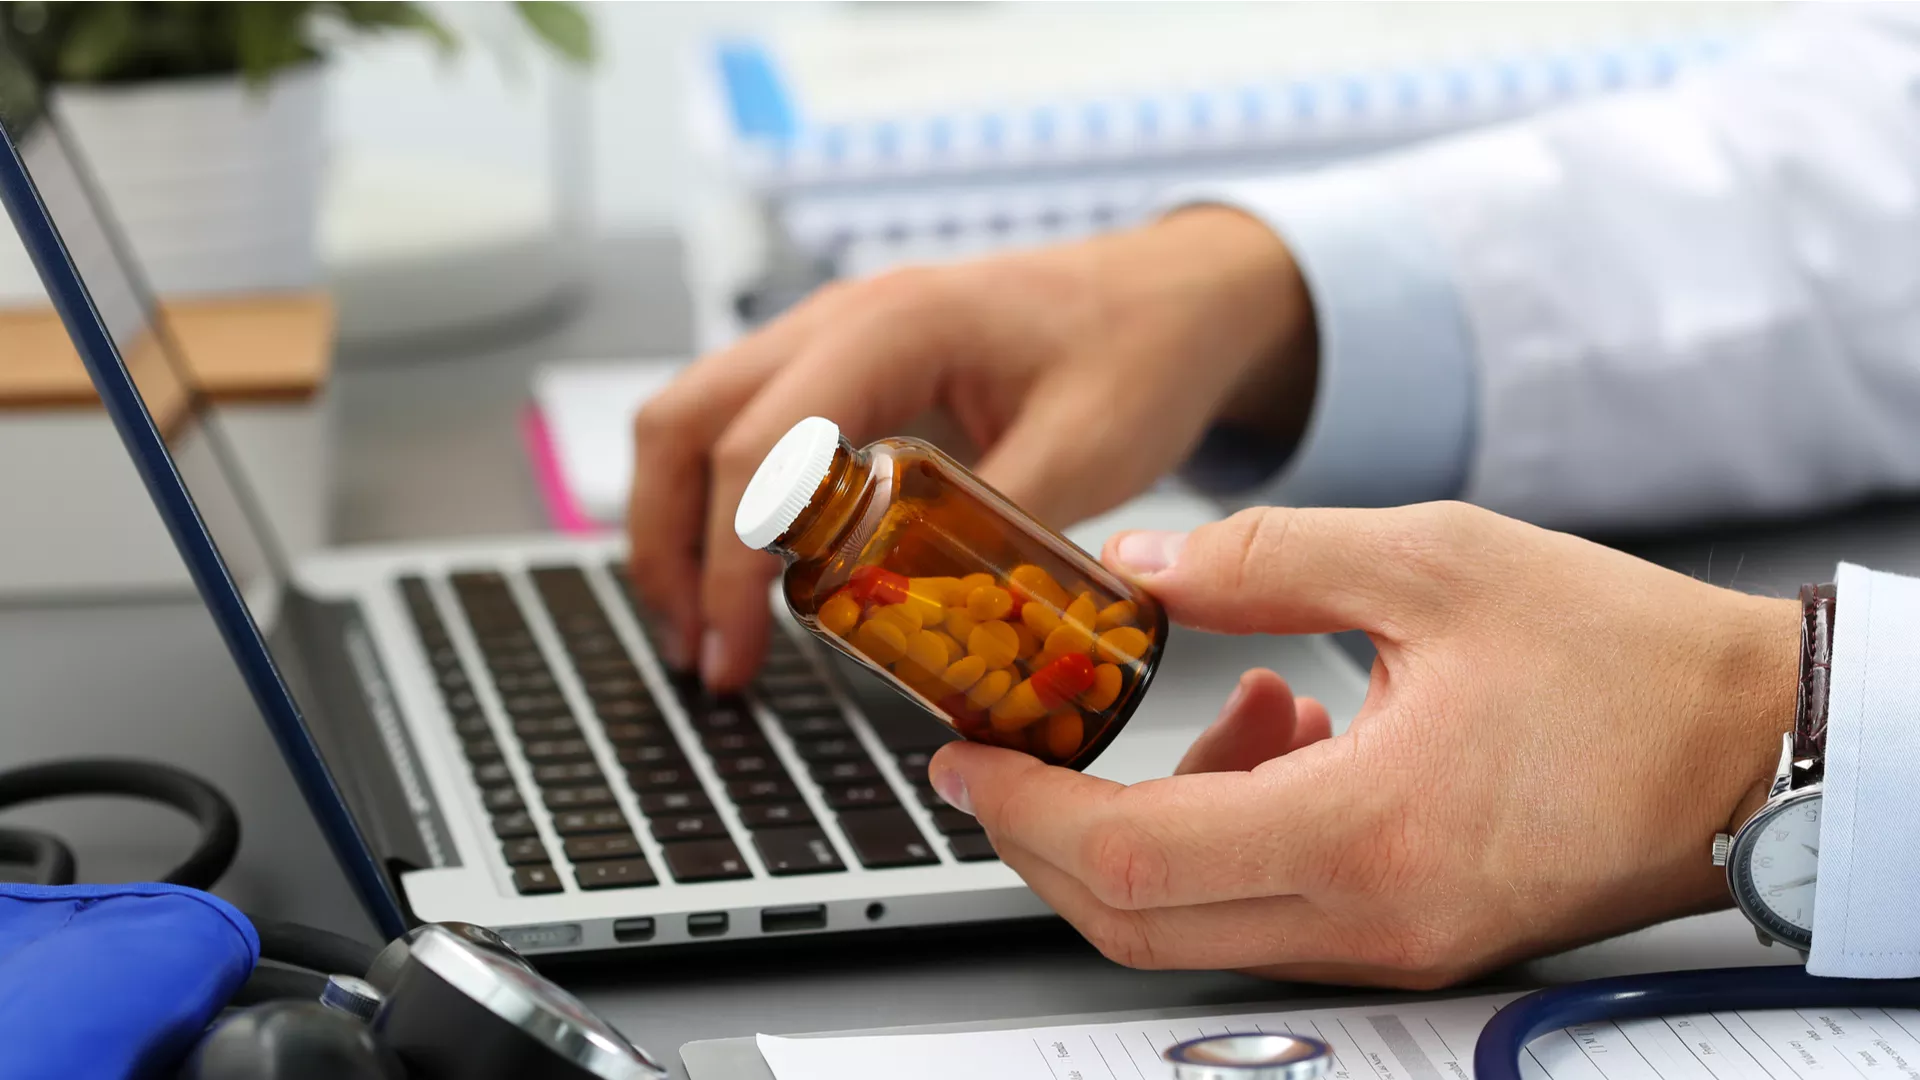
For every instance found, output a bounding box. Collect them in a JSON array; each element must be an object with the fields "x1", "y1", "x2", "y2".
[{"x1": 0, "y1": 101, "x2": 1365, "y2": 957}]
